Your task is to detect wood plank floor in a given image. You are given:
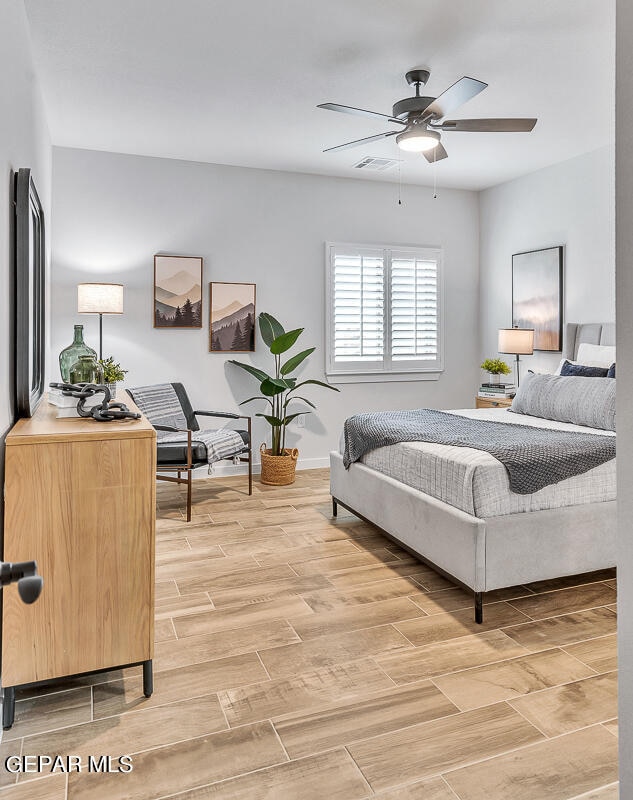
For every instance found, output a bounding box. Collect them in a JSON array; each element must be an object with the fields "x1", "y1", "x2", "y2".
[{"x1": 0, "y1": 469, "x2": 619, "y2": 799}]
